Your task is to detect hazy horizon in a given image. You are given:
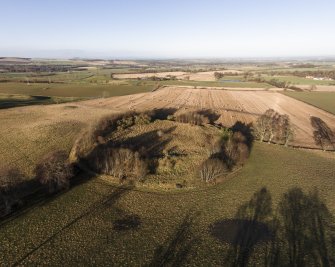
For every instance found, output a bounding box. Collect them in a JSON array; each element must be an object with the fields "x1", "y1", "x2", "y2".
[{"x1": 1, "y1": 0, "x2": 335, "y2": 58}]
